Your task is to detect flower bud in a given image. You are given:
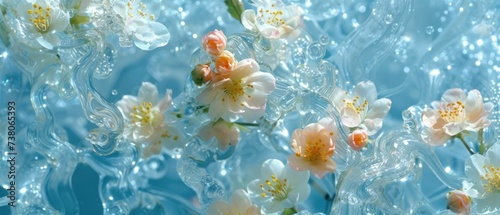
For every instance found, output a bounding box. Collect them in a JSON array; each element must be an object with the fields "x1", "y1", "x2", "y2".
[
  {"x1": 446, "y1": 190, "x2": 471, "y2": 215},
  {"x1": 191, "y1": 64, "x2": 213, "y2": 86},
  {"x1": 348, "y1": 129, "x2": 369, "y2": 151},
  {"x1": 215, "y1": 50, "x2": 237, "y2": 78},
  {"x1": 202, "y1": 29, "x2": 226, "y2": 56}
]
